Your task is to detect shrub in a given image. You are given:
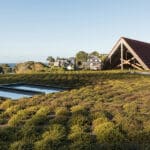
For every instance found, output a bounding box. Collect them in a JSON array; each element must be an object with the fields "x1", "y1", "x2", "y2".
[
  {"x1": 36, "y1": 106, "x2": 52, "y2": 116},
  {"x1": 8, "y1": 107, "x2": 37, "y2": 127},
  {"x1": 26, "y1": 106, "x2": 52, "y2": 126},
  {"x1": 144, "y1": 120, "x2": 150, "y2": 132},
  {"x1": 0, "y1": 112, "x2": 8, "y2": 124},
  {"x1": 42, "y1": 124, "x2": 66, "y2": 141},
  {"x1": 68, "y1": 114, "x2": 90, "y2": 128},
  {"x1": 68, "y1": 125, "x2": 94, "y2": 150},
  {"x1": 34, "y1": 137, "x2": 54, "y2": 150},
  {"x1": 71, "y1": 105, "x2": 88, "y2": 115},
  {"x1": 91, "y1": 111, "x2": 107, "y2": 119},
  {"x1": 34, "y1": 124, "x2": 66, "y2": 150},
  {"x1": 55, "y1": 107, "x2": 69, "y2": 116},
  {"x1": 21, "y1": 107, "x2": 52, "y2": 139},
  {"x1": 4, "y1": 105, "x2": 21, "y2": 117},
  {"x1": 69, "y1": 125, "x2": 84, "y2": 134},
  {"x1": 69, "y1": 132, "x2": 94, "y2": 150},
  {"x1": 21, "y1": 124, "x2": 41, "y2": 140},
  {"x1": 93, "y1": 121, "x2": 124, "y2": 143},
  {"x1": 0, "y1": 141, "x2": 9, "y2": 150},
  {"x1": 50, "y1": 115, "x2": 68, "y2": 125},
  {"x1": 0, "y1": 100, "x2": 14, "y2": 110},
  {"x1": 134, "y1": 131, "x2": 150, "y2": 143},
  {"x1": 123, "y1": 102, "x2": 138, "y2": 116},
  {"x1": 120, "y1": 117, "x2": 143, "y2": 139},
  {"x1": 0, "y1": 71, "x2": 150, "y2": 148},
  {"x1": 92, "y1": 117, "x2": 108, "y2": 128},
  {"x1": 0, "y1": 126, "x2": 17, "y2": 149},
  {"x1": 0, "y1": 126, "x2": 16, "y2": 142},
  {"x1": 9, "y1": 140, "x2": 33, "y2": 150}
]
